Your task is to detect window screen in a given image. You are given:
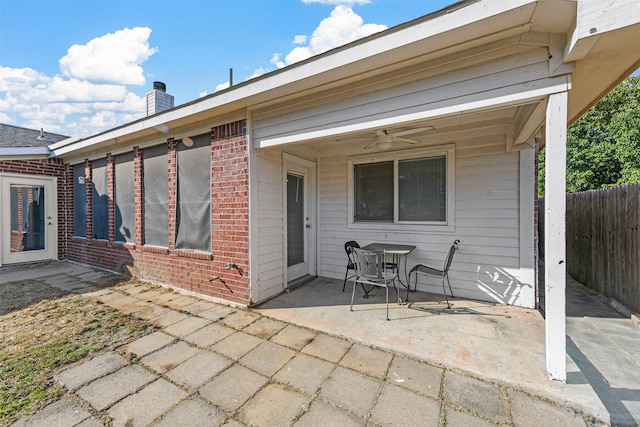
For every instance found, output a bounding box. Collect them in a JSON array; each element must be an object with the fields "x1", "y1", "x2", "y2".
[
  {"x1": 115, "y1": 152, "x2": 135, "y2": 243},
  {"x1": 143, "y1": 144, "x2": 168, "y2": 247},
  {"x1": 175, "y1": 134, "x2": 211, "y2": 251},
  {"x1": 91, "y1": 158, "x2": 108, "y2": 240},
  {"x1": 354, "y1": 161, "x2": 393, "y2": 221},
  {"x1": 73, "y1": 163, "x2": 87, "y2": 237},
  {"x1": 398, "y1": 156, "x2": 446, "y2": 221}
]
